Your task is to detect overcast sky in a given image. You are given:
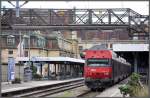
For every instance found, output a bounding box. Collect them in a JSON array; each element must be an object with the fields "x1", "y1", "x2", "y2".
[{"x1": 2, "y1": 1, "x2": 149, "y2": 15}]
